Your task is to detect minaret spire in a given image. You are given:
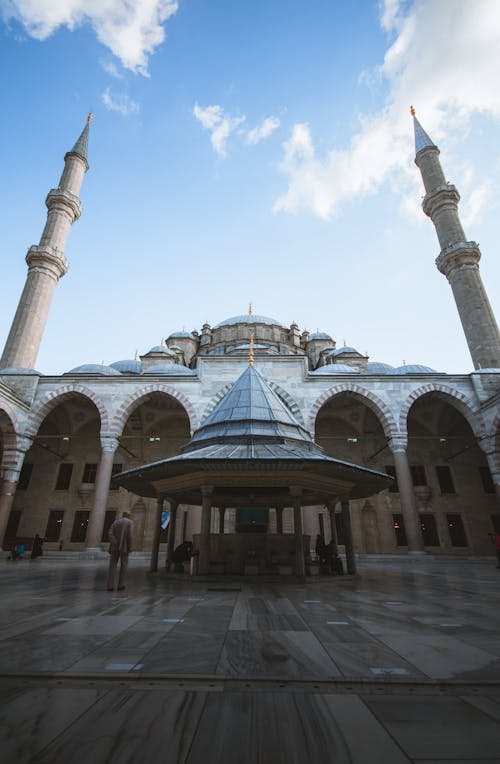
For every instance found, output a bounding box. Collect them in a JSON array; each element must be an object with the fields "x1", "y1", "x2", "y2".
[
  {"x1": 412, "y1": 108, "x2": 500, "y2": 369},
  {"x1": 0, "y1": 116, "x2": 91, "y2": 370}
]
